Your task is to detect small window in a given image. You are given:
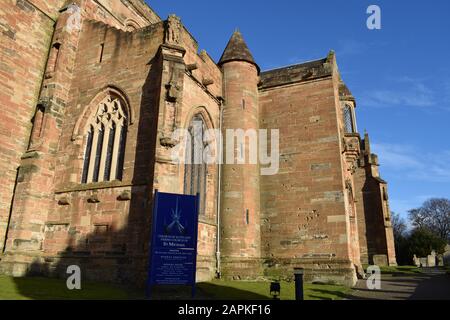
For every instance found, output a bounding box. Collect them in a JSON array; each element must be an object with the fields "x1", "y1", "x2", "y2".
[
  {"x1": 343, "y1": 104, "x2": 355, "y2": 133},
  {"x1": 30, "y1": 104, "x2": 46, "y2": 146},
  {"x1": 81, "y1": 95, "x2": 128, "y2": 184},
  {"x1": 245, "y1": 209, "x2": 250, "y2": 225},
  {"x1": 48, "y1": 43, "x2": 61, "y2": 73}
]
